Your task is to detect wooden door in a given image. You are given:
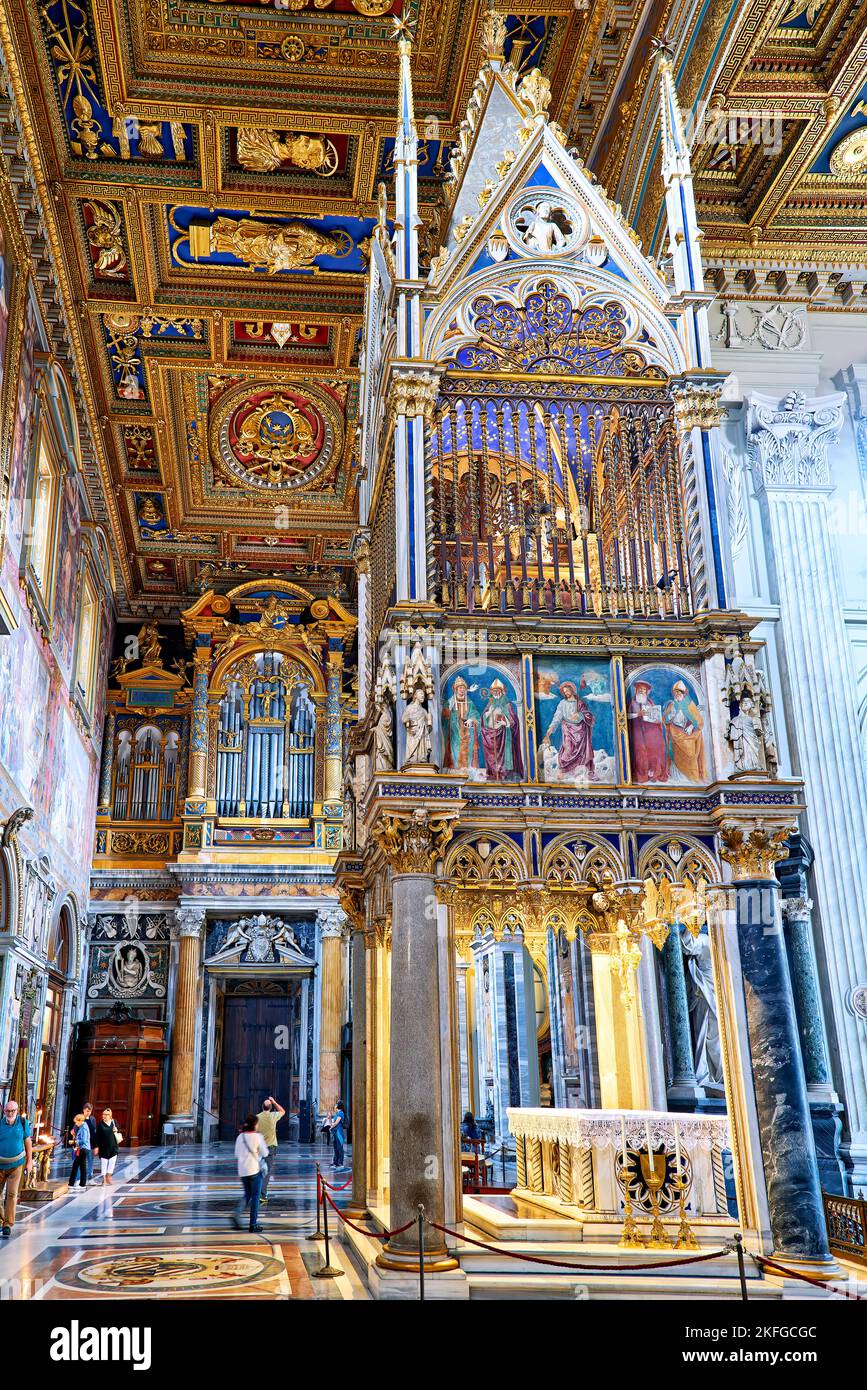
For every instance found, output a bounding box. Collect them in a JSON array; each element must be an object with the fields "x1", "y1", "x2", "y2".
[{"x1": 218, "y1": 994, "x2": 295, "y2": 1141}]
